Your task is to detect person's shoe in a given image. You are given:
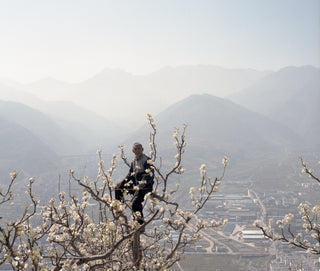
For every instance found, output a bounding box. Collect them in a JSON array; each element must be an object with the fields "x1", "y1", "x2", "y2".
[
  {"x1": 137, "y1": 218, "x2": 144, "y2": 225},
  {"x1": 139, "y1": 225, "x2": 145, "y2": 233}
]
